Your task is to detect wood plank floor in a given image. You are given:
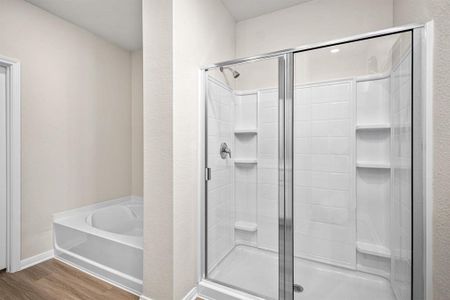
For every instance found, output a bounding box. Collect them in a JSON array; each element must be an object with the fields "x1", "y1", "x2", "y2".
[{"x1": 0, "y1": 259, "x2": 138, "y2": 300}]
